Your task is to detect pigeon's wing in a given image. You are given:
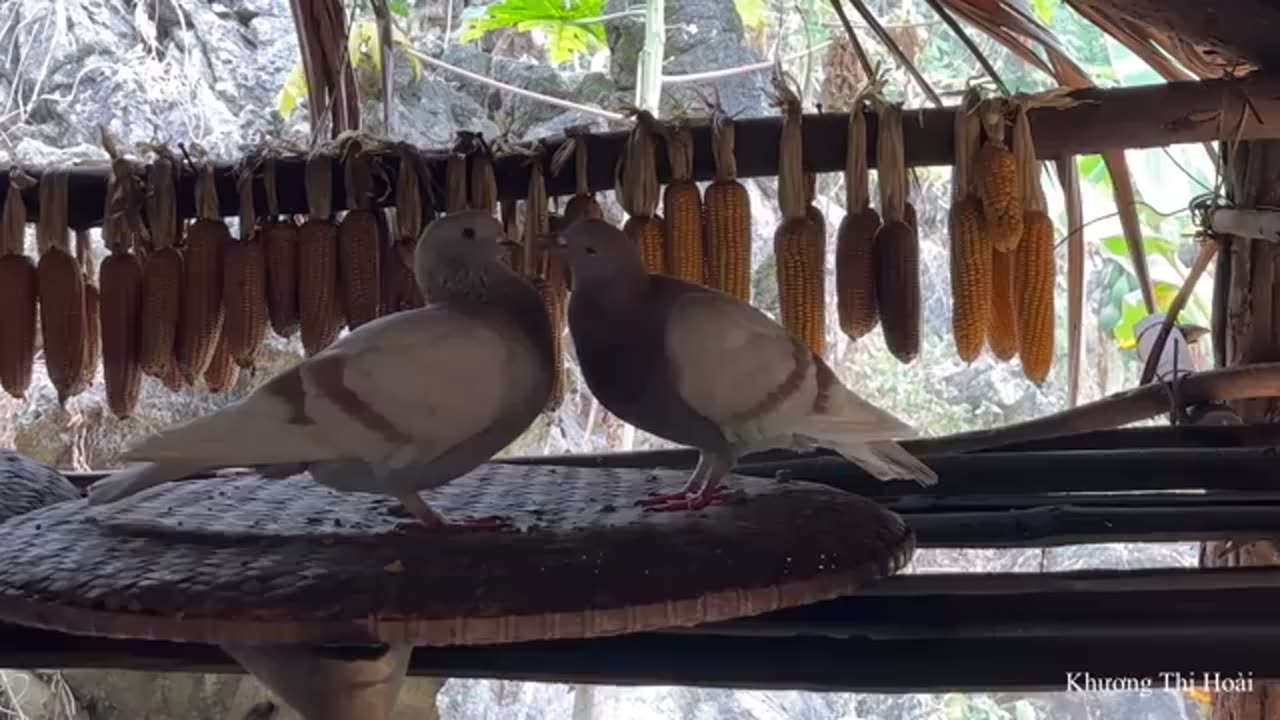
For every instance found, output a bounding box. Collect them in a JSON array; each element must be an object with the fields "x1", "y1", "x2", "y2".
[
  {"x1": 662, "y1": 282, "x2": 914, "y2": 439},
  {"x1": 123, "y1": 308, "x2": 516, "y2": 468}
]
